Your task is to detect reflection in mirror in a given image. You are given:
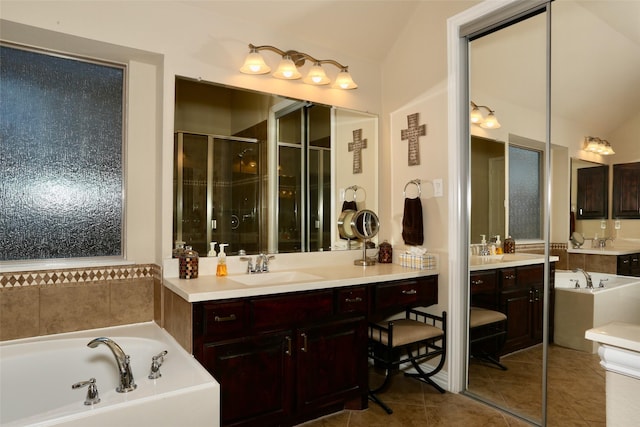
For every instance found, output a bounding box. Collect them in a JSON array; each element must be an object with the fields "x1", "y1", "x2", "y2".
[
  {"x1": 471, "y1": 136, "x2": 505, "y2": 244},
  {"x1": 571, "y1": 158, "x2": 609, "y2": 240},
  {"x1": 467, "y1": 8, "x2": 547, "y2": 425},
  {"x1": 173, "y1": 77, "x2": 378, "y2": 256}
]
